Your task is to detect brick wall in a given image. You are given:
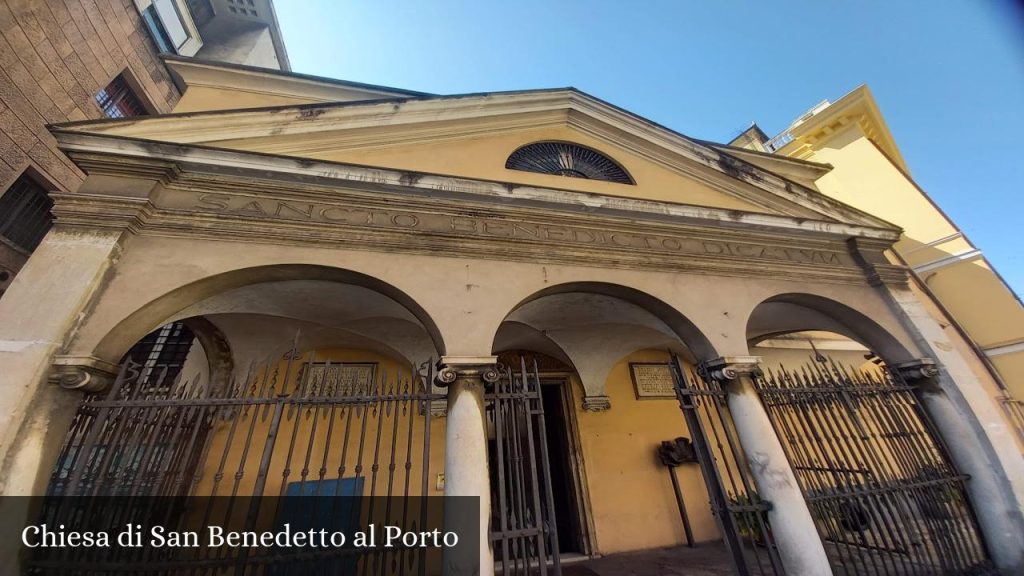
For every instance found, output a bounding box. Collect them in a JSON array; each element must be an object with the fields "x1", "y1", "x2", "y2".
[
  {"x1": 0, "y1": 0, "x2": 181, "y2": 189},
  {"x1": 0, "y1": 0, "x2": 181, "y2": 291}
]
